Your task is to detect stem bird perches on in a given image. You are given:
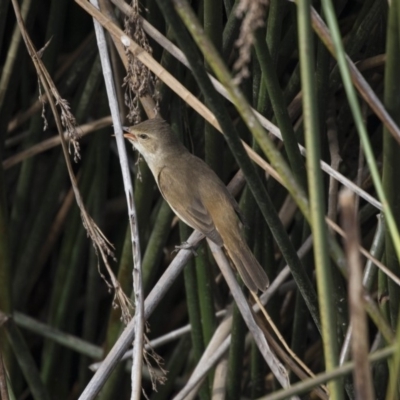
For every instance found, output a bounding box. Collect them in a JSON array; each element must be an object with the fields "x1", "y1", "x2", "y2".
[{"x1": 88, "y1": 1, "x2": 154, "y2": 398}]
